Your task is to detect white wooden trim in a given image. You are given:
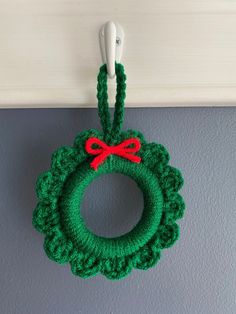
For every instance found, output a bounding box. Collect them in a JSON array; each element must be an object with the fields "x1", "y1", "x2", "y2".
[{"x1": 0, "y1": 0, "x2": 236, "y2": 108}]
